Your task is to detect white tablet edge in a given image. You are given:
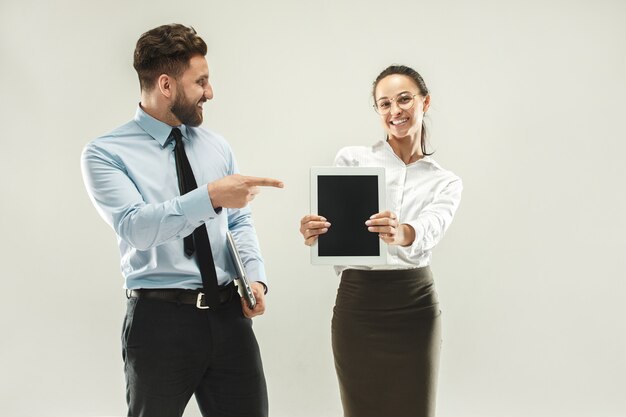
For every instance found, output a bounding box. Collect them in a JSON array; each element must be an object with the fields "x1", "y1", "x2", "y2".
[{"x1": 310, "y1": 166, "x2": 387, "y2": 265}]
